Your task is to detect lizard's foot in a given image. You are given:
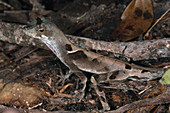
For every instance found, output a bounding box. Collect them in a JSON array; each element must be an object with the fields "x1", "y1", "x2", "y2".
[
  {"x1": 91, "y1": 76, "x2": 110, "y2": 111},
  {"x1": 57, "y1": 70, "x2": 73, "y2": 86},
  {"x1": 74, "y1": 74, "x2": 87, "y2": 101},
  {"x1": 74, "y1": 90, "x2": 85, "y2": 101}
]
